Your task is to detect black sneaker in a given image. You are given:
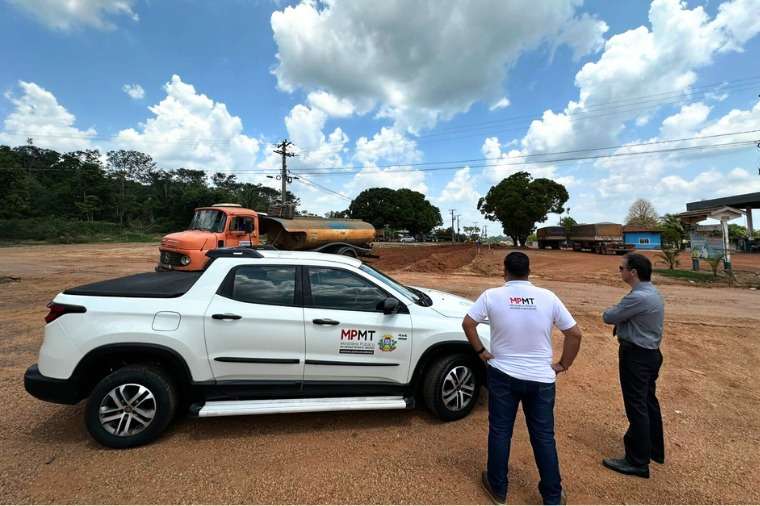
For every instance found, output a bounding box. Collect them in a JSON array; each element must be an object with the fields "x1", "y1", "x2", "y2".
[
  {"x1": 602, "y1": 457, "x2": 650, "y2": 478},
  {"x1": 481, "y1": 471, "x2": 506, "y2": 505}
]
